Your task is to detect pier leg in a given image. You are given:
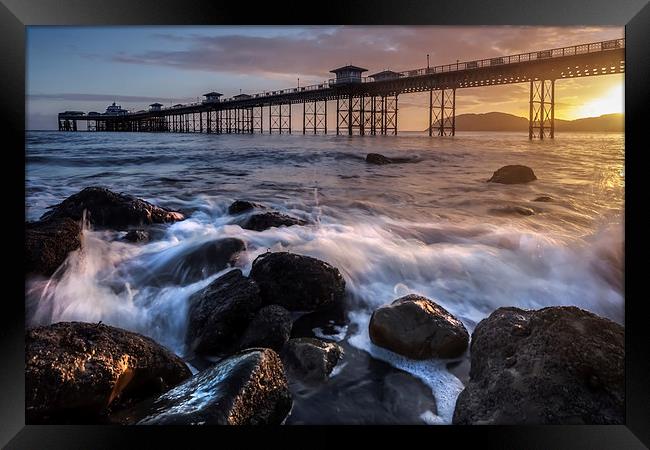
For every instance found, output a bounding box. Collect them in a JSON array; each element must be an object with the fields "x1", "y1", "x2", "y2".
[
  {"x1": 430, "y1": 89, "x2": 455, "y2": 136},
  {"x1": 428, "y1": 89, "x2": 433, "y2": 136},
  {"x1": 529, "y1": 79, "x2": 555, "y2": 140},
  {"x1": 303, "y1": 101, "x2": 307, "y2": 134}
]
